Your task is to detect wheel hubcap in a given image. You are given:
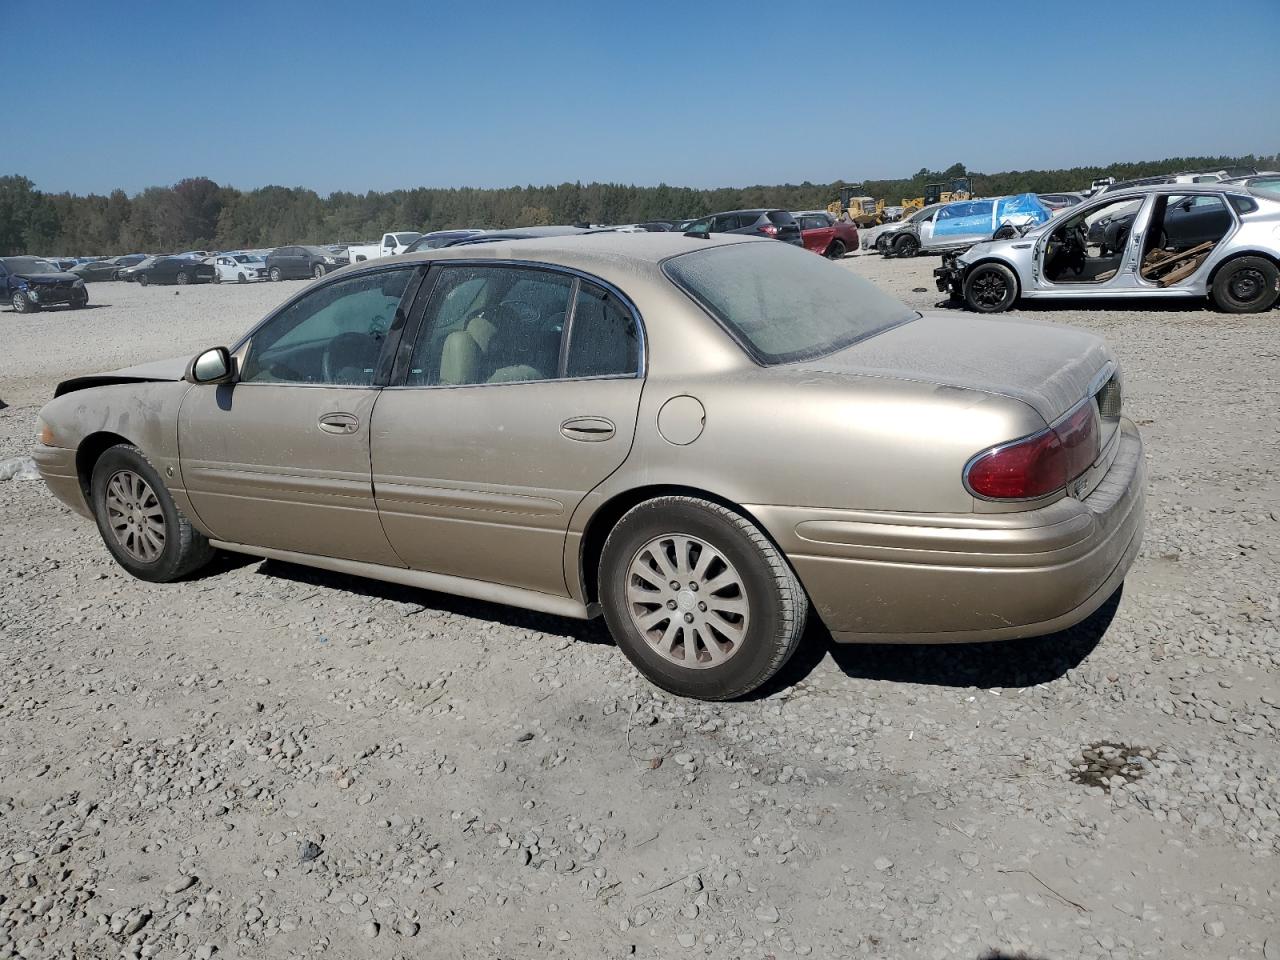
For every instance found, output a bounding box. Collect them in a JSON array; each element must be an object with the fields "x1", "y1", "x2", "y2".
[
  {"x1": 624, "y1": 535, "x2": 750, "y2": 669},
  {"x1": 1230, "y1": 268, "x2": 1263, "y2": 302},
  {"x1": 973, "y1": 273, "x2": 1006, "y2": 305},
  {"x1": 105, "y1": 469, "x2": 165, "y2": 563}
]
